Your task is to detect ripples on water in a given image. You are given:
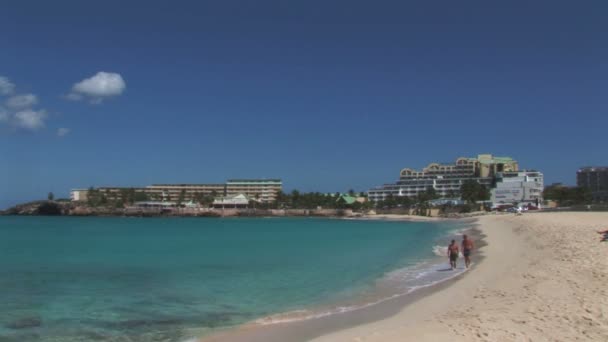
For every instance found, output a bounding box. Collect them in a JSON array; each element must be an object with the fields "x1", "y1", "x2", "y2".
[{"x1": 0, "y1": 217, "x2": 467, "y2": 341}]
